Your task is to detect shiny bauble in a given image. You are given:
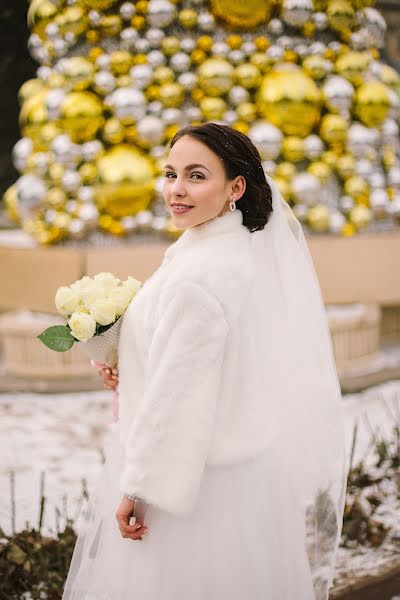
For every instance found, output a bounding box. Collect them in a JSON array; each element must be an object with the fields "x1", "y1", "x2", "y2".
[
  {"x1": 322, "y1": 75, "x2": 354, "y2": 114},
  {"x1": 282, "y1": 137, "x2": 305, "y2": 162},
  {"x1": 302, "y1": 55, "x2": 332, "y2": 80},
  {"x1": 170, "y1": 52, "x2": 191, "y2": 74},
  {"x1": 370, "y1": 188, "x2": 389, "y2": 217},
  {"x1": 319, "y1": 114, "x2": 348, "y2": 145},
  {"x1": 354, "y1": 82, "x2": 390, "y2": 128},
  {"x1": 335, "y1": 51, "x2": 371, "y2": 86},
  {"x1": 108, "y1": 87, "x2": 146, "y2": 124},
  {"x1": 28, "y1": 0, "x2": 58, "y2": 40},
  {"x1": 109, "y1": 51, "x2": 132, "y2": 76},
  {"x1": 282, "y1": 0, "x2": 313, "y2": 27},
  {"x1": 159, "y1": 82, "x2": 185, "y2": 108},
  {"x1": 199, "y1": 97, "x2": 227, "y2": 120},
  {"x1": 178, "y1": 8, "x2": 198, "y2": 28},
  {"x1": 4, "y1": 185, "x2": 20, "y2": 223},
  {"x1": 79, "y1": 0, "x2": 118, "y2": 8},
  {"x1": 291, "y1": 172, "x2": 321, "y2": 205},
  {"x1": 93, "y1": 71, "x2": 116, "y2": 95},
  {"x1": 60, "y1": 57, "x2": 94, "y2": 91},
  {"x1": 210, "y1": 0, "x2": 274, "y2": 28},
  {"x1": 45, "y1": 88, "x2": 65, "y2": 120},
  {"x1": 16, "y1": 173, "x2": 47, "y2": 219},
  {"x1": 18, "y1": 78, "x2": 44, "y2": 105},
  {"x1": 229, "y1": 86, "x2": 250, "y2": 106},
  {"x1": 307, "y1": 204, "x2": 330, "y2": 232},
  {"x1": 60, "y1": 91, "x2": 103, "y2": 143},
  {"x1": 349, "y1": 204, "x2": 371, "y2": 229},
  {"x1": 329, "y1": 211, "x2": 346, "y2": 234},
  {"x1": 19, "y1": 91, "x2": 48, "y2": 145},
  {"x1": 274, "y1": 176, "x2": 292, "y2": 201},
  {"x1": 62, "y1": 170, "x2": 81, "y2": 194},
  {"x1": 347, "y1": 122, "x2": 374, "y2": 158},
  {"x1": 379, "y1": 65, "x2": 400, "y2": 89},
  {"x1": 102, "y1": 118, "x2": 125, "y2": 144},
  {"x1": 359, "y1": 7, "x2": 386, "y2": 48},
  {"x1": 95, "y1": 145, "x2": 154, "y2": 218},
  {"x1": 234, "y1": 64, "x2": 261, "y2": 89},
  {"x1": 307, "y1": 161, "x2": 332, "y2": 183},
  {"x1": 82, "y1": 140, "x2": 103, "y2": 163},
  {"x1": 304, "y1": 134, "x2": 324, "y2": 159},
  {"x1": 327, "y1": 0, "x2": 354, "y2": 36},
  {"x1": 336, "y1": 153, "x2": 356, "y2": 179},
  {"x1": 198, "y1": 58, "x2": 234, "y2": 97},
  {"x1": 12, "y1": 138, "x2": 33, "y2": 172},
  {"x1": 136, "y1": 116, "x2": 166, "y2": 147},
  {"x1": 388, "y1": 167, "x2": 400, "y2": 188},
  {"x1": 236, "y1": 102, "x2": 257, "y2": 123},
  {"x1": 275, "y1": 162, "x2": 297, "y2": 180},
  {"x1": 257, "y1": 65, "x2": 322, "y2": 137},
  {"x1": 147, "y1": 0, "x2": 176, "y2": 28},
  {"x1": 249, "y1": 121, "x2": 283, "y2": 160},
  {"x1": 344, "y1": 175, "x2": 370, "y2": 204}
]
